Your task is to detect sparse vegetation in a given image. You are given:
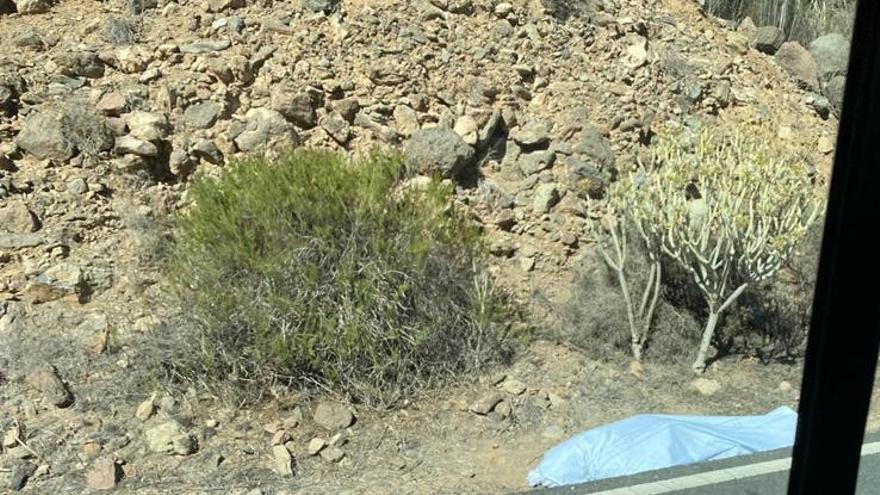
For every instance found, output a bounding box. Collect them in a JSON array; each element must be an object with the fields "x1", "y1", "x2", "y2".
[
  {"x1": 703, "y1": 0, "x2": 856, "y2": 43},
  {"x1": 585, "y1": 182, "x2": 663, "y2": 361},
  {"x1": 629, "y1": 125, "x2": 823, "y2": 372},
  {"x1": 158, "y1": 149, "x2": 514, "y2": 406}
]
